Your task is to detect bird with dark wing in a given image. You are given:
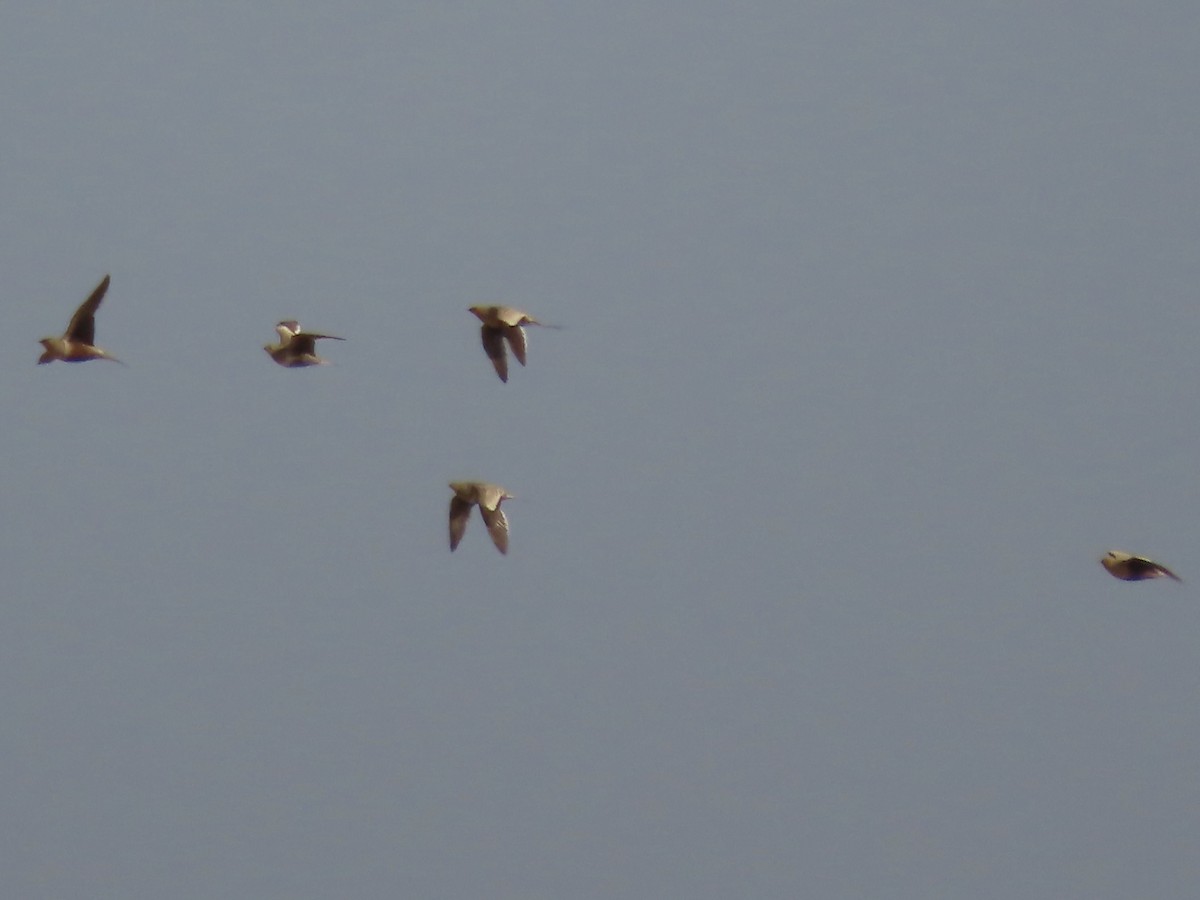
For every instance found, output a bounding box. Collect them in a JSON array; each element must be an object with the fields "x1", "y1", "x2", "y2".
[
  {"x1": 38, "y1": 275, "x2": 123, "y2": 365},
  {"x1": 264, "y1": 320, "x2": 344, "y2": 367},
  {"x1": 1100, "y1": 550, "x2": 1182, "y2": 583}
]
